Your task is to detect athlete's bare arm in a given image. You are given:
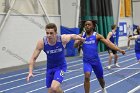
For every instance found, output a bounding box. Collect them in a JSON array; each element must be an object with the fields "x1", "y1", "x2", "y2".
[
  {"x1": 61, "y1": 34, "x2": 85, "y2": 48},
  {"x1": 129, "y1": 35, "x2": 139, "y2": 40},
  {"x1": 27, "y1": 39, "x2": 44, "y2": 81},
  {"x1": 96, "y1": 33, "x2": 125, "y2": 55},
  {"x1": 74, "y1": 34, "x2": 83, "y2": 48},
  {"x1": 128, "y1": 35, "x2": 139, "y2": 49},
  {"x1": 106, "y1": 32, "x2": 115, "y2": 45}
]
